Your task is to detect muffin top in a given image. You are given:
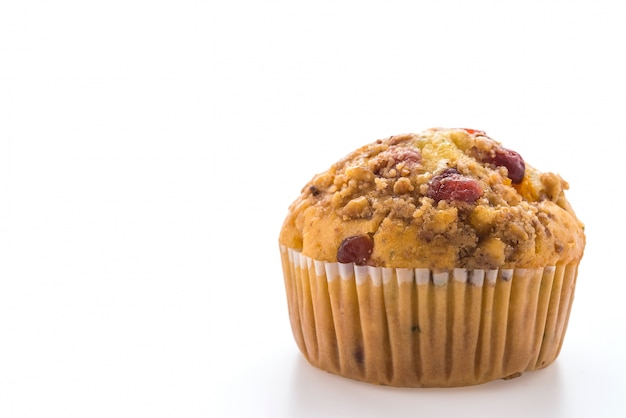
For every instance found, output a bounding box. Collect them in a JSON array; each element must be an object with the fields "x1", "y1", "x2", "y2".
[{"x1": 279, "y1": 128, "x2": 585, "y2": 269}]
